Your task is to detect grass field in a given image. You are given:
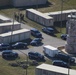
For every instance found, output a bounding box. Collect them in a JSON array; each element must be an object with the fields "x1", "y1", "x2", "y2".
[
  {"x1": 0, "y1": 54, "x2": 76, "y2": 75},
  {"x1": 0, "y1": 55, "x2": 52, "y2": 75}
]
